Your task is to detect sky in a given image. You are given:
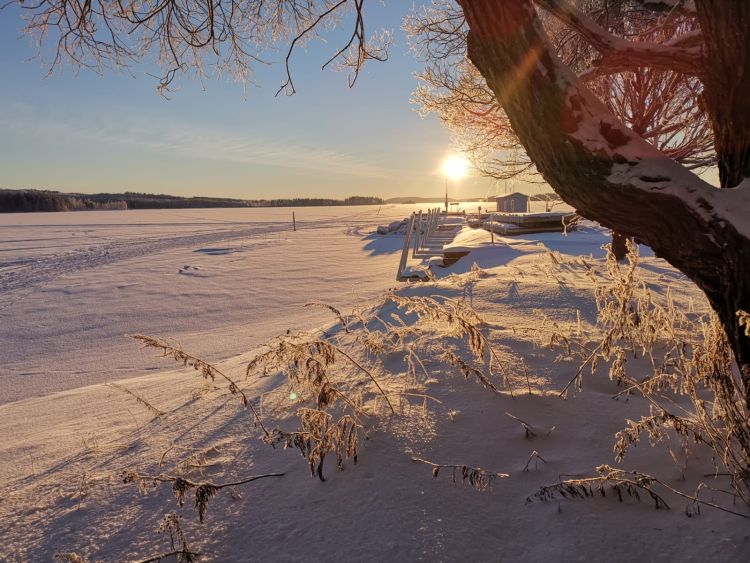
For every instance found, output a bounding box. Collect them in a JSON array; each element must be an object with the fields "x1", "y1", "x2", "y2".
[{"x1": 0, "y1": 2, "x2": 519, "y2": 201}]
